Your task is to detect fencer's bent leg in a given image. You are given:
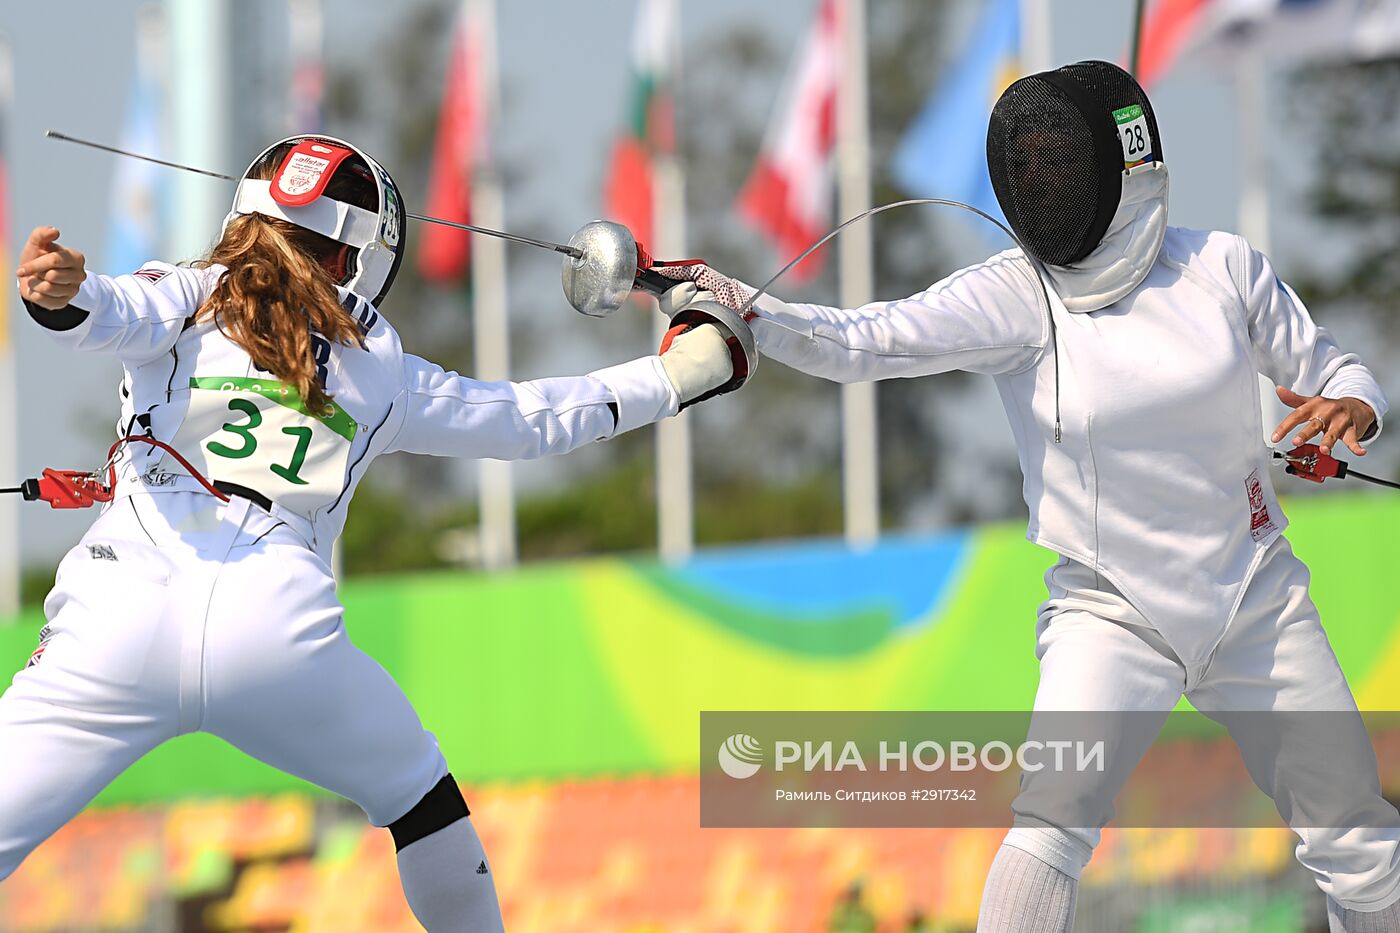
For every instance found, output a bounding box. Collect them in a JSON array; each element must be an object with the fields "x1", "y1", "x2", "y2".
[
  {"x1": 1189, "y1": 538, "x2": 1400, "y2": 913},
  {"x1": 198, "y1": 531, "x2": 504, "y2": 928},
  {"x1": 0, "y1": 532, "x2": 176, "y2": 879},
  {"x1": 1007, "y1": 559, "x2": 1187, "y2": 871},
  {"x1": 980, "y1": 559, "x2": 1188, "y2": 930}
]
